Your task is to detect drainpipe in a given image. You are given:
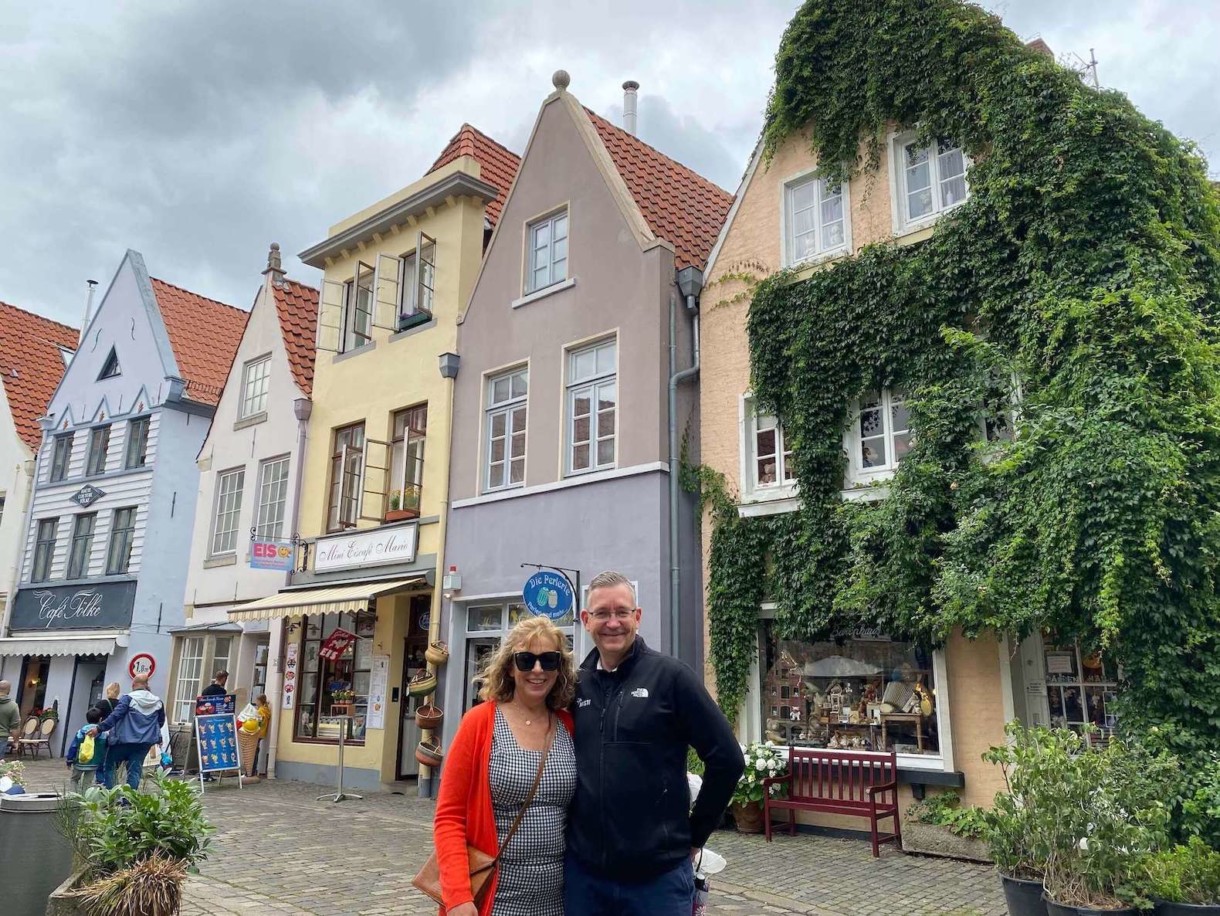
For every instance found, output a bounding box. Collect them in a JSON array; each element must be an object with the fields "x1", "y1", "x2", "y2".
[
  {"x1": 668, "y1": 266, "x2": 704, "y2": 662},
  {"x1": 265, "y1": 395, "x2": 312, "y2": 779}
]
